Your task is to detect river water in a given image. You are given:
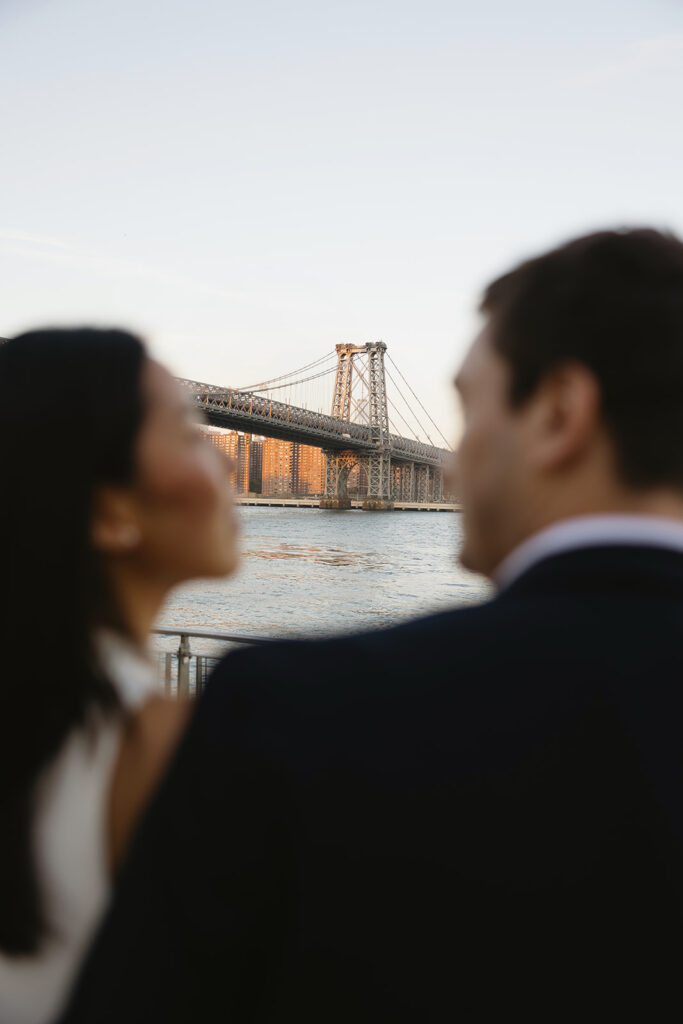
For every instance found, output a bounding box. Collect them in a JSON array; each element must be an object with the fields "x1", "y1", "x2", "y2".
[{"x1": 158, "y1": 507, "x2": 490, "y2": 647}]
